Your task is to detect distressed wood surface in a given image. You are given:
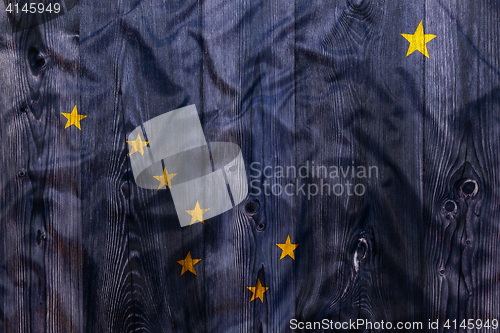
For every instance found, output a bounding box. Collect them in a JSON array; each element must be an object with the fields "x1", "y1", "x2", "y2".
[{"x1": 1, "y1": 0, "x2": 500, "y2": 332}]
